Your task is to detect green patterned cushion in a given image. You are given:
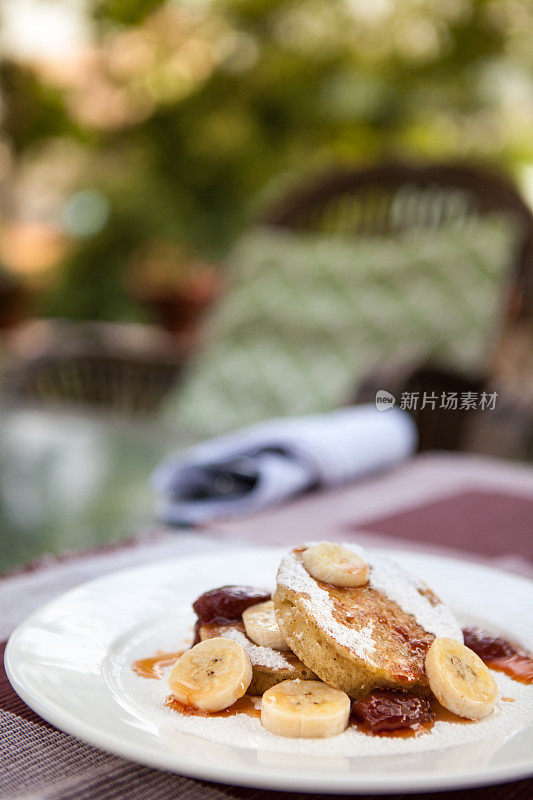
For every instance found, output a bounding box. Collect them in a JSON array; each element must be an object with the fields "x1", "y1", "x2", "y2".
[{"x1": 166, "y1": 218, "x2": 517, "y2": 436}]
